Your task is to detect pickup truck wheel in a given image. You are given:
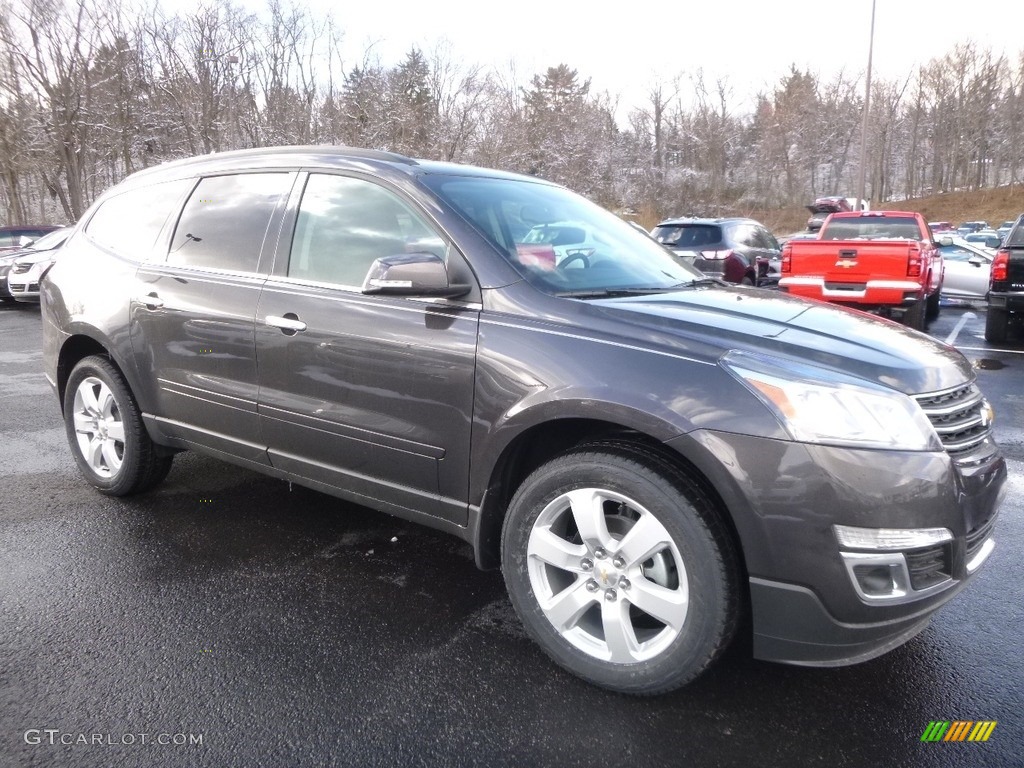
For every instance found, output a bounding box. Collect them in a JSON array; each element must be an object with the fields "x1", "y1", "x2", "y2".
[
  {"x1": 501, "y1": 448, "x2": 739, "y2": 694},
  {"x1": 985, "y1": 307, "x2": 1008, "y2": 343},
  {"x1": 63, "y1": 355, "x2": 174, "y2": 496},
  {"x1": 925, "y1": 290, "x2": 941, "y2": 321},
  {"x1": 903, "y1": 301, "x2": 926, "y2": 331}
]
